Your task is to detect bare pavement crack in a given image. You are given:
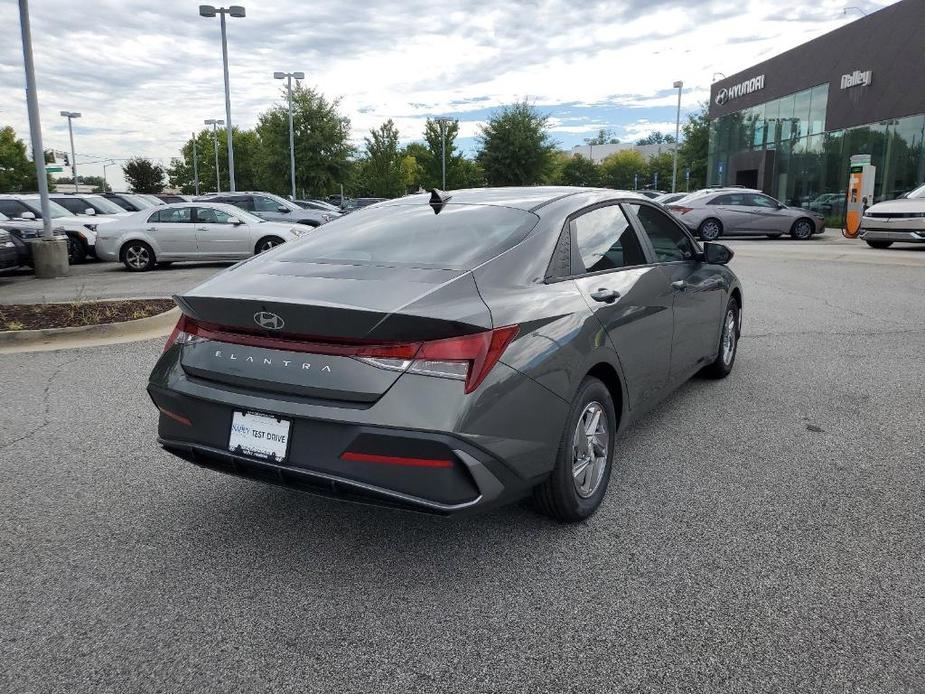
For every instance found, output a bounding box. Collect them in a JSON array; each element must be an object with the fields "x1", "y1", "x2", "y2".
[{"x1": 0, "y1": 357, "x2": 79, "y2": 452}]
